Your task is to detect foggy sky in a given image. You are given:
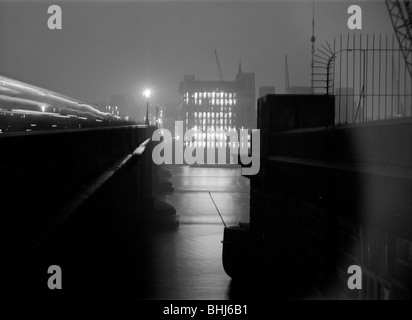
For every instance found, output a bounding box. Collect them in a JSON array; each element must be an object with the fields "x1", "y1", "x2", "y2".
[{"x1": 0, "y1": 0, "x2": 393, "y2": 117}]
